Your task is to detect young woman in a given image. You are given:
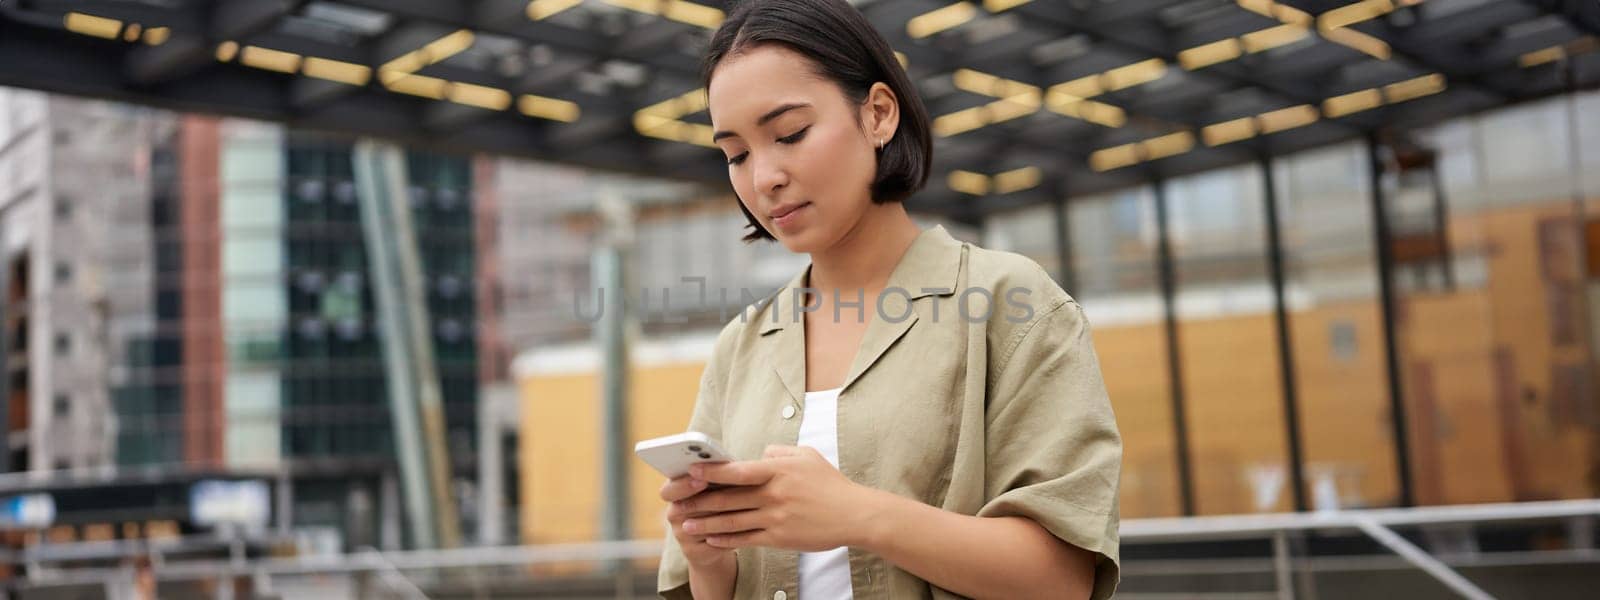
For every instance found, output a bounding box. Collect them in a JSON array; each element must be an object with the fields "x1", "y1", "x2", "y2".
[{"x1": 656, "y1": 1, "x2": 1121, "y2": 598}]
